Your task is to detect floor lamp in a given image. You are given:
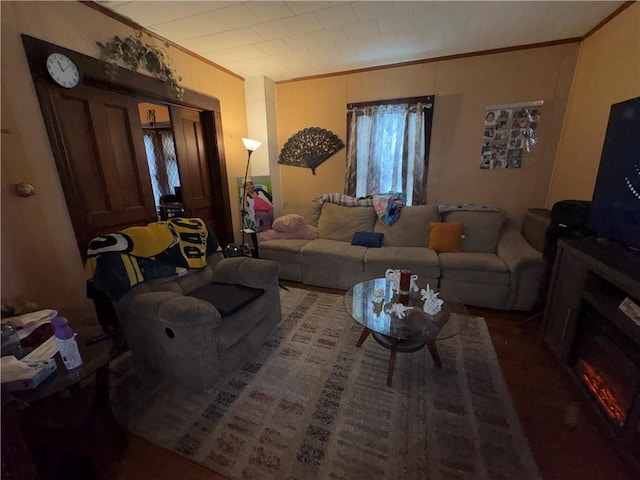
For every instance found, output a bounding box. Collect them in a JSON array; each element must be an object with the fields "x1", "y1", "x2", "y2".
[{"x1": 241, "y1": 137, "x2": 262, "y2": 253}]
